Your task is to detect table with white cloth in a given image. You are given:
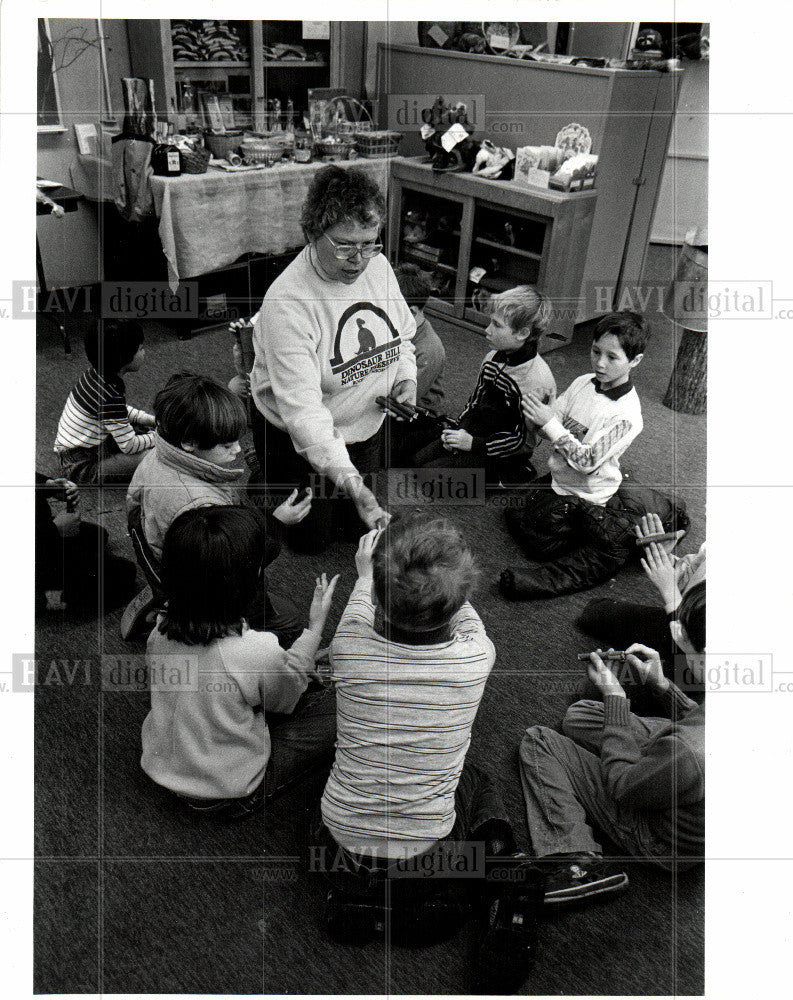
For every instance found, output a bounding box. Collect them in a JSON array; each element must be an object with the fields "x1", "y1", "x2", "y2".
[{"x1": 149, "y1": 158, "x2": 391, "y2": 292}]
